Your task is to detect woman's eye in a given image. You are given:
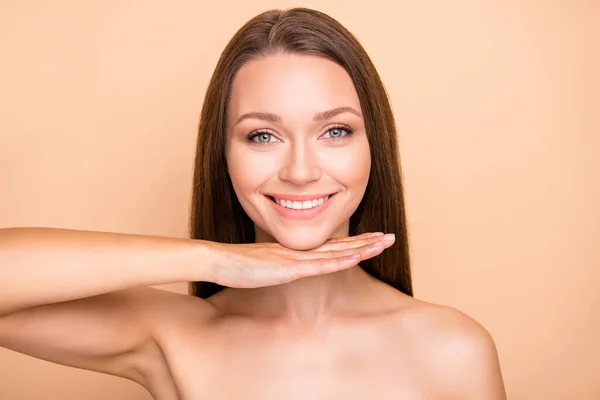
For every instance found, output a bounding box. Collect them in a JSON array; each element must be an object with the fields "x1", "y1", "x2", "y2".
[
  {"x1": 323, "y1": 126, "x2": 353, "y2": 140},
  {"x1": 250, "y1": 132, "x2": 277, "y2": 143}
]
